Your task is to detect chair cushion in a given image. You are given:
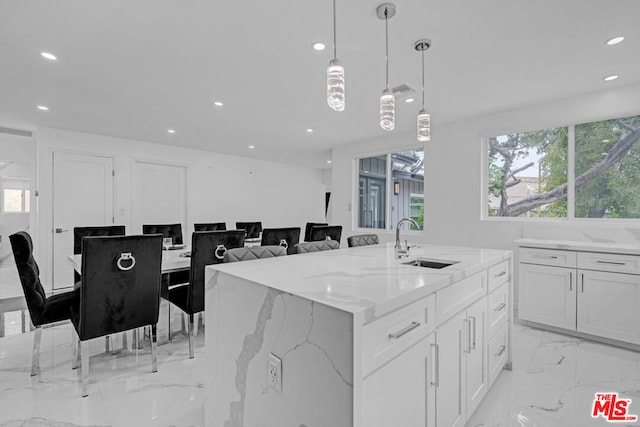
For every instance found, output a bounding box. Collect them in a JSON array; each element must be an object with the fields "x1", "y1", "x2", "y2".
[
  {"x1": 41, "y1": 290, "x2": 78, "y2": 324},
  {"x1": 224, "y1": 246, "x2": 286, "y2": 262},
  {"x1": 294, "y1": 240, "x2": 340, "y2": 253},
  {"x1": 347, "y1": 234, "x2": 379, "y2": 247},
  {"x1": 167, "y1": 284, "x2": 191, "y2": 314}
]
